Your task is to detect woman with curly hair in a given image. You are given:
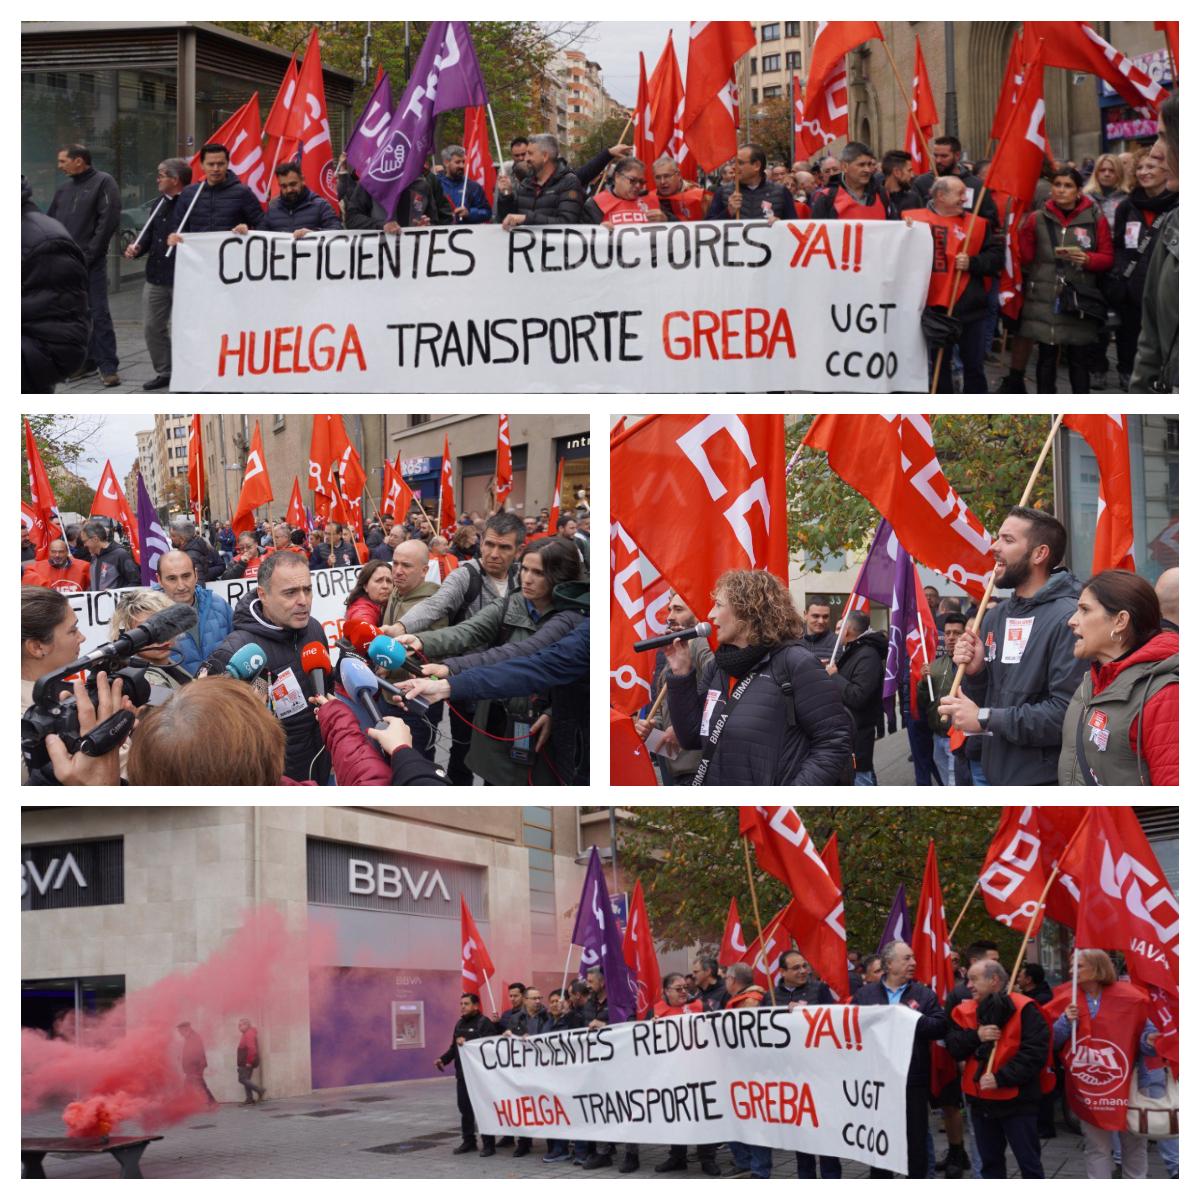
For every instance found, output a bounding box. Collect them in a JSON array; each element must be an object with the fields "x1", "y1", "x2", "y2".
[{"x1": 662, "y1": 569, "x2": 852, "y2": 785}]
